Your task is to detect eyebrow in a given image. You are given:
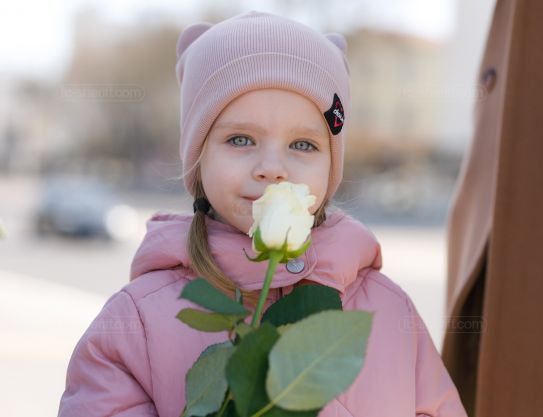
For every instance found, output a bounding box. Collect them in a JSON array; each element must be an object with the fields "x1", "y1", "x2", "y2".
[{"x1": 213, "y1": 121, "x2": 328, "y2": 139}]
